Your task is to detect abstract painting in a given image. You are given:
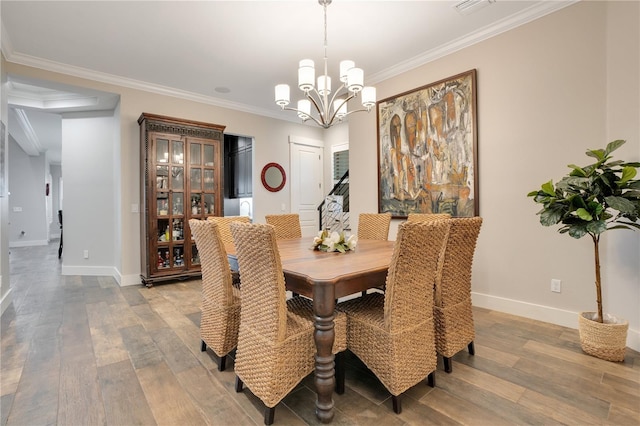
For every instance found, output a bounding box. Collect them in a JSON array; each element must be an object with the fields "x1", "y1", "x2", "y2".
[{"x1": 376, "y1": 69, "x2": 478, "y2": 218}]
